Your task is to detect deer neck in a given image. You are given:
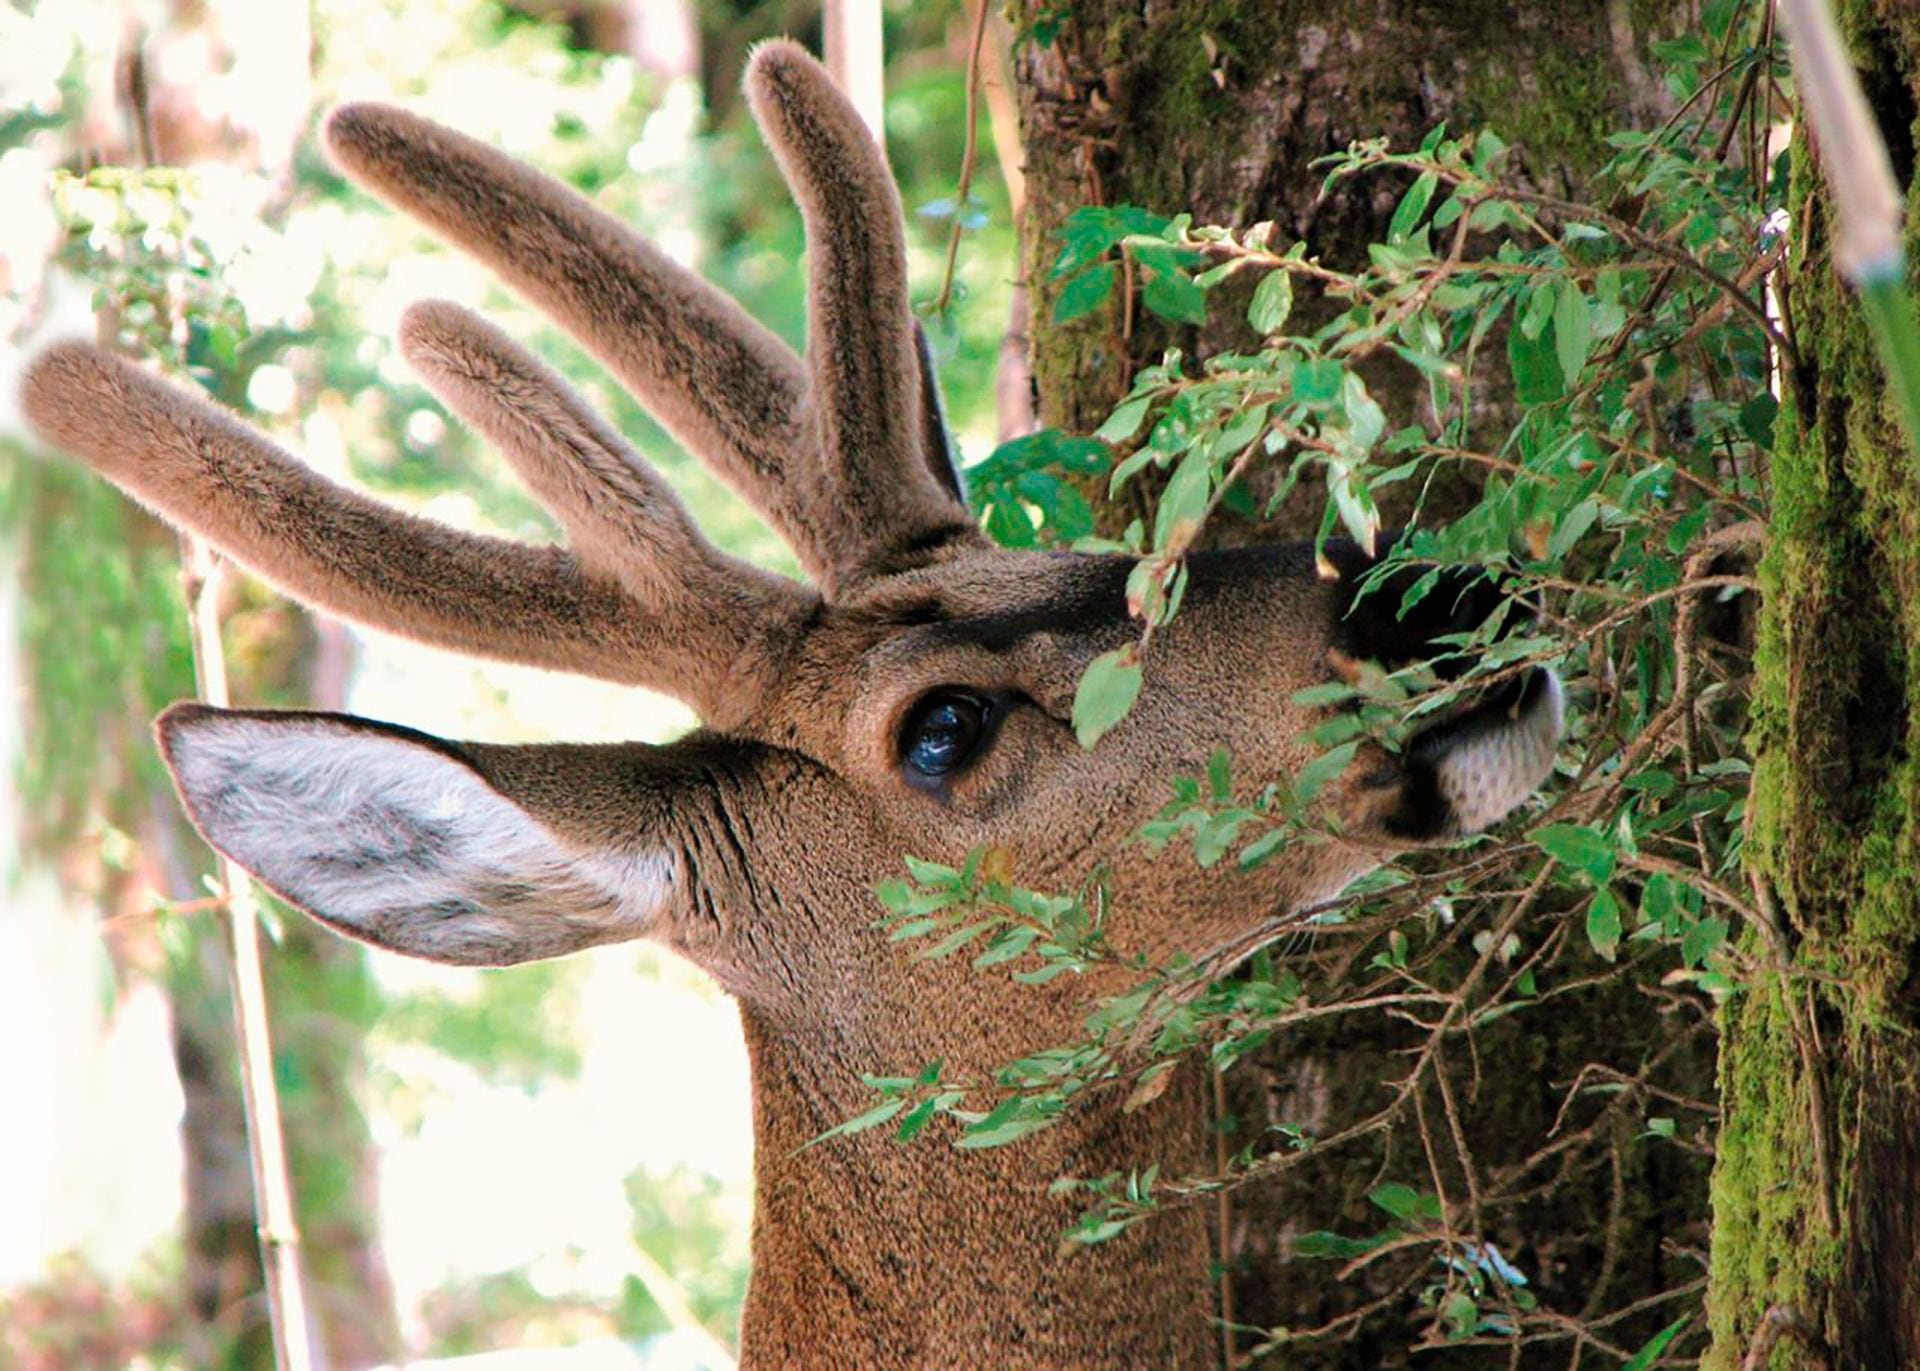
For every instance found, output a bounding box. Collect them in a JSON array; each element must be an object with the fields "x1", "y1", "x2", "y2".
[{"x1": 731, "y1": 1003, "x2": 1219, "y2": 1370}]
